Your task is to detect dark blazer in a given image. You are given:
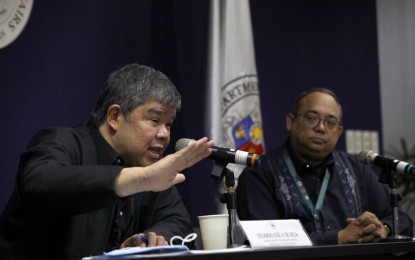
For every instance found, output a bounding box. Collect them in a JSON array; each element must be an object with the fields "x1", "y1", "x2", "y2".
[
  {"x1": 0, "y1": 123, "x2": 192, "y2": 259},
  {"x1": 236, "y1": 143, "x2": 413, "y2": 245}
]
